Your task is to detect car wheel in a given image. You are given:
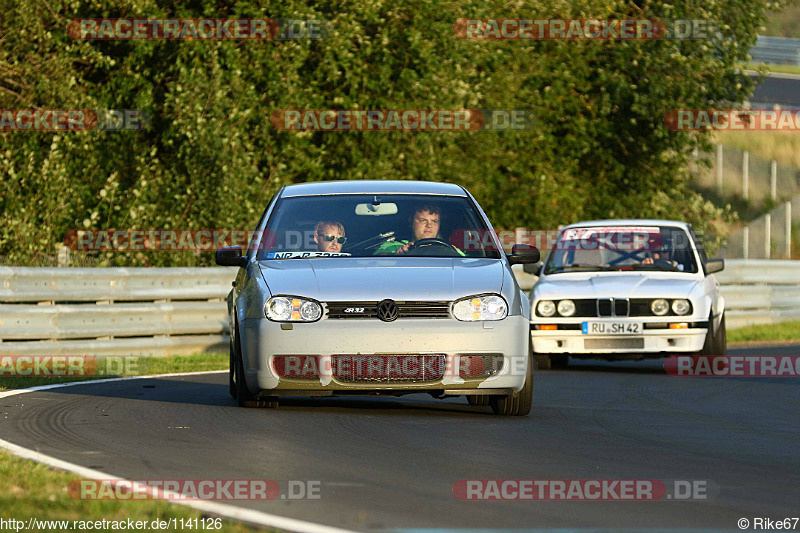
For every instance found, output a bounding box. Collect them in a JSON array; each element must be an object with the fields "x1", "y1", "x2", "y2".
[
  {"x1": 700, "y1": 312, "x2": 720, "y2": 356},
  {"x1": 229, "y1": 335, "x2": 237, "y2": 399},
  {"x1": 550, "y1": 355, "x2": 569, "y2": 369},
  {"x1": 233, "y1": 321, "x2": 278, "y2": 409},
  {"x1": 467, "y1": 395, "x2": 490, "y2": 406},
  {"x1": 490, "y1": 343, "x2": 534, "y2": 416},
  {"x1": 534, "y1": 354, "x2": 551, "y2": 370},
  {"x1": 713, "y1": 312, "x2": 727, "y2": 355}
]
